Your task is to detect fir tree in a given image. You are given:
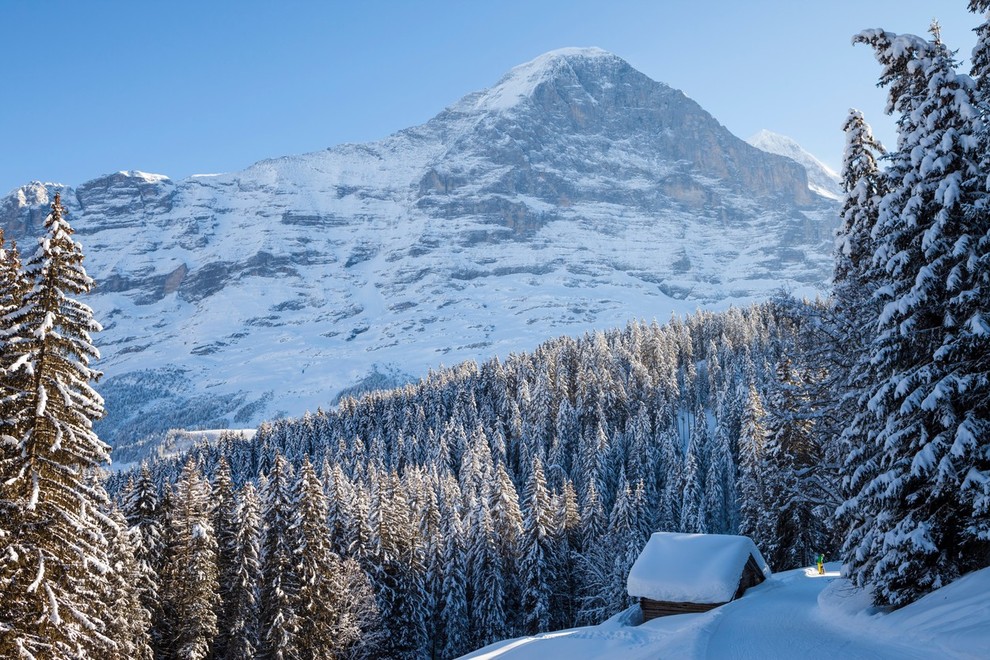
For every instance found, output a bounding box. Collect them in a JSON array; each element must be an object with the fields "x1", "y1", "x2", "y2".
[
  {"x1": 104, "y1": 509, "x2": 153, "y2": 660},
  {"x1": 120, "y1": 464, "x2": 167, "y2": 656},
  {"x1": 519, "y1": 457, "x2": 555, "y2": 635},
  {"x1": 221, "y1": 481, "x2": 262, "y2": 660},
  {"x1": 259, "y1": 454, "x2": 300, "y2": 660},
  {"x1": 488, "y1": 462, "x2": 524, "y2": 637},
  {"x1": 293, "y1": 457, "x2": 358, "y2": 659},
  {"x1": 847, "y1": 26, "x2": 990, "y2": 606},
  {"x1": 0, "y1": 194, "x2": 116, "y2": 659},
  {"x1": 160, "y1": 460, "x2": 220, "y2": 660}
]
